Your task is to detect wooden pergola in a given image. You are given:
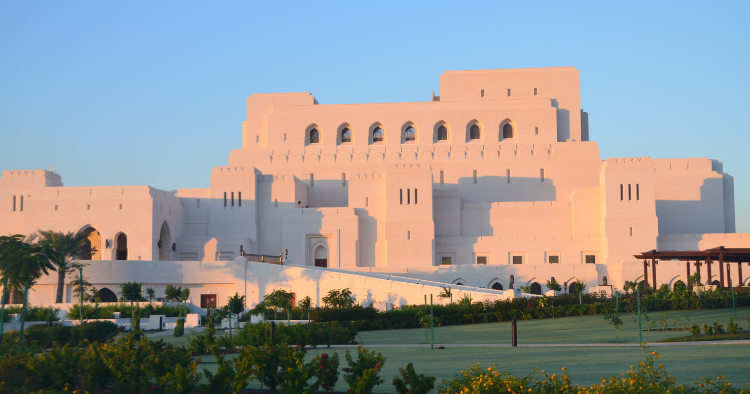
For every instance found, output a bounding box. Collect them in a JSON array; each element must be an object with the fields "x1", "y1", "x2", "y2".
[{"x1": 633, "y1": 247, "x2": 750, "y2": 290}]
